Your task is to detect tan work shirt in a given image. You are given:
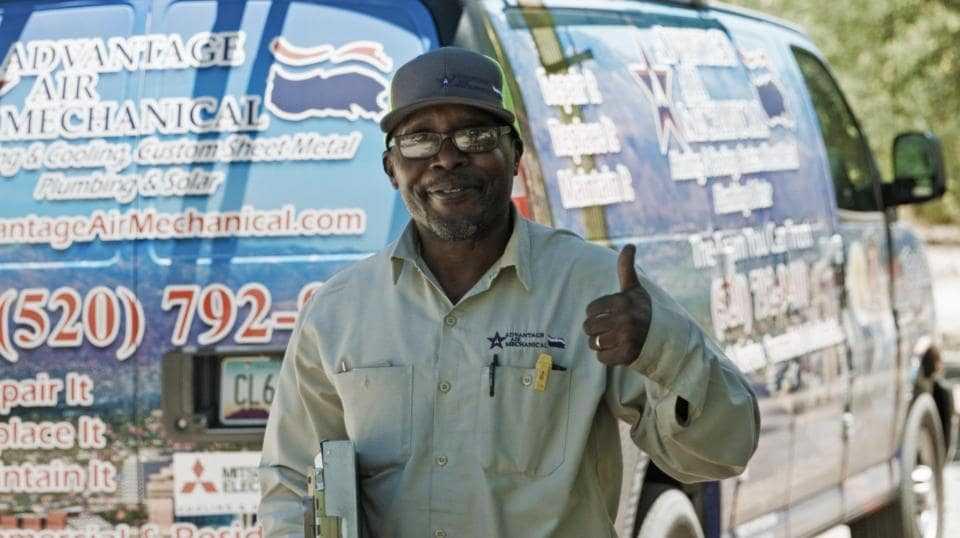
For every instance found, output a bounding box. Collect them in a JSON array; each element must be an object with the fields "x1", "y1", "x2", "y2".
[{"x1": 259, "y1": 214, "x2": 759, "y2": 538}]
